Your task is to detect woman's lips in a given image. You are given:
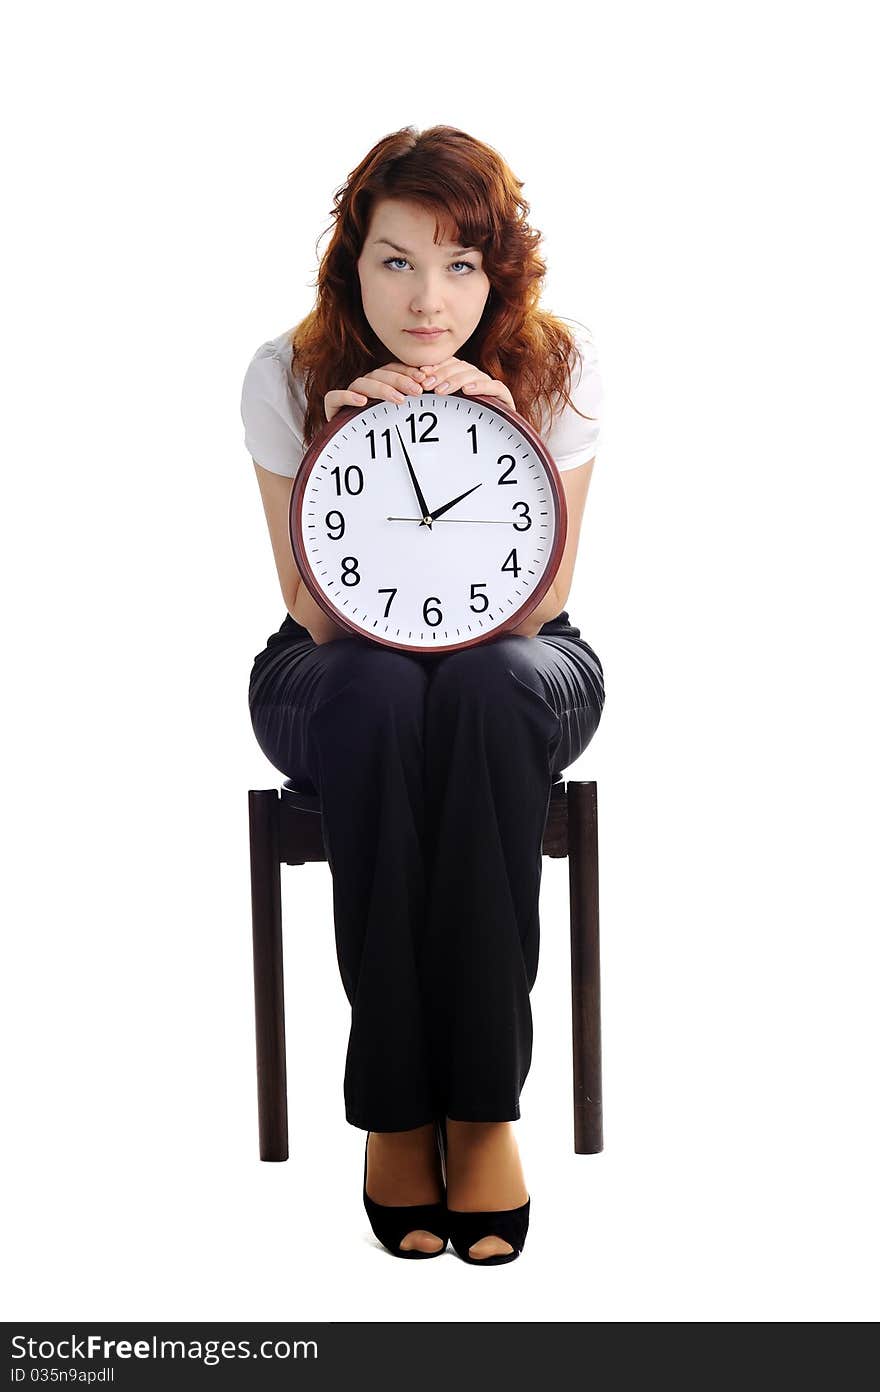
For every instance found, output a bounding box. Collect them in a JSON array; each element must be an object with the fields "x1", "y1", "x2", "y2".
[{"x1": 405, "y1": 329, "x2": 447, "y2": 336}]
